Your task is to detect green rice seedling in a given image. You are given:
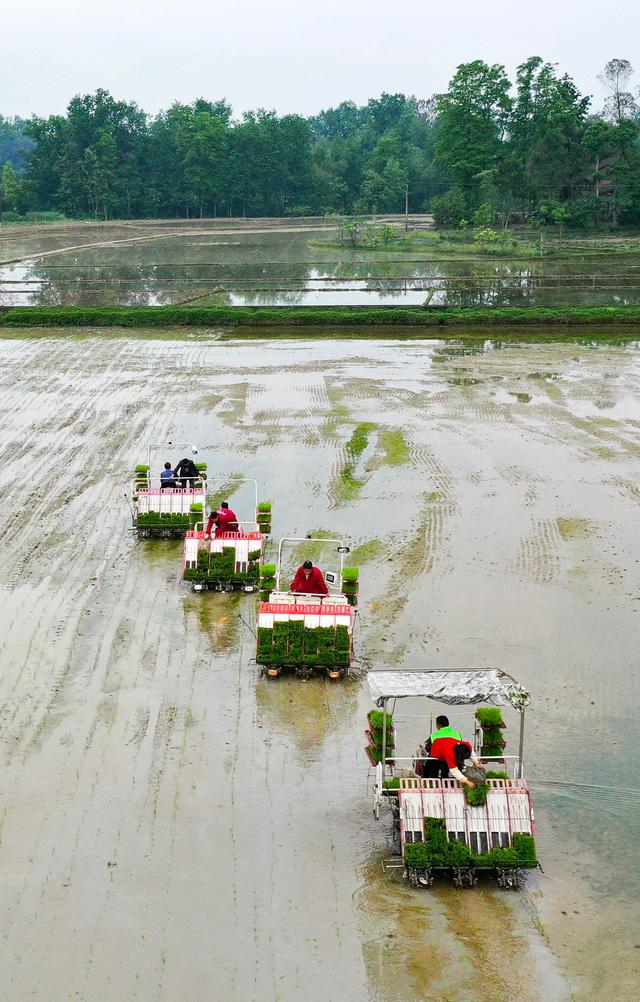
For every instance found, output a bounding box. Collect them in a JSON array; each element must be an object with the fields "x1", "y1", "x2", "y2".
[
  {"x1": 335, "y1": 626, "x2": 350, "y2": 651},
  {"x1": 248, "y1": 549, "x2": 261, "y2": 561},
  {"x1": 445, "y1": 840, "x2": 473, "y2": 867},
  {"x1": 257, "y1": 502, "x2": 272, "y2": 513},
  {"x1": 465, "y1": 782, "x2": 489, "y2": 806},
  {"x1": 485, "y1": 770, "x2": 508, "y2": 779},
  {"x1": 383, "y1": 777, "x2": 400, "y2": 789},
  {"x1": 259, "y1": 591, "x2": 271, "y2": 603},
  {"x1": 487, "y1": 846, "x2": 520, "y2": 867},
  {"x1": 368, "y1": 710, "x2": 394, "y2": 733},
  {"x1": 342, "y1": 566, "x2": 359, "y2": 582},
  {"x1": 481, "y1": 743, "x2": 506, "y2": 758},
  {"x1": 424, "y1": 817, "x2": 449, "y2": 858},
  {"x1": 190, "y1": 502, "x2": 203, "y2": 512},
  {"x1": 475, "y1": 707, "x2": 504, "y2": 727},
  {"x1": 513, "y1": 834, "x2": 537, "y2": 865},
  {"x1": 403, "y1": 842, "x2": 432, "y2": 869},
  {"x1": 260, "y1": 563, "x2": 276, "y2": 577}
]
